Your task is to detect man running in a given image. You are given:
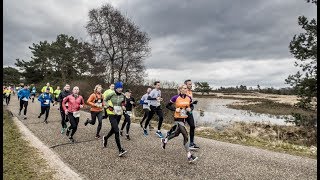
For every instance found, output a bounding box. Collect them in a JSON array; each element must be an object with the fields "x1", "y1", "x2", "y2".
[
  {"x1": 143, "y1": 81, "x2": 164, "y2": 138},
  {"x1": 184, "y1": 79, "x2": 200, "y2": 150},
  {"x1": 102, "y1": 83, "x2": 115, "y2": 119},
  {"x1": 62, "y1": 86, "x2": 84, "y2": 143},
  {"x1": 120, "y1": 89, "x2": 136, "y2": 140},
  {"x1": 41, "y1": 82, "x2": 54, "y2": 94},
  {"x1": 84, "y1": 84, "x2": 105, "y2": 139},
  {"x1": 53, "y1": 86, "x2": 61, "y2": 105},
  {"x1": 3, "y1": 87, "x2": 12, "y2": 105},
  {"x1": 57, "y1": 84, "x2": 72, "y2": 134},
  {"x1": 162, "y1": 84, "x2": 198, "y2": 163},
  {"x1": 37, "y1": 88, "x2": 54, "y2": 124},
  {"x1": 30, "y1": 85, "x2": 37, "y2": 103},
  {"x1": 17, "y1": 85, "x2": 30, "y2": 119},
  {"x1": 139, "y1": 87, "x2": 154, "y2": 129},
  {"x1": 102, "y1": 81, "x2": 127, "y2": 157}
]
